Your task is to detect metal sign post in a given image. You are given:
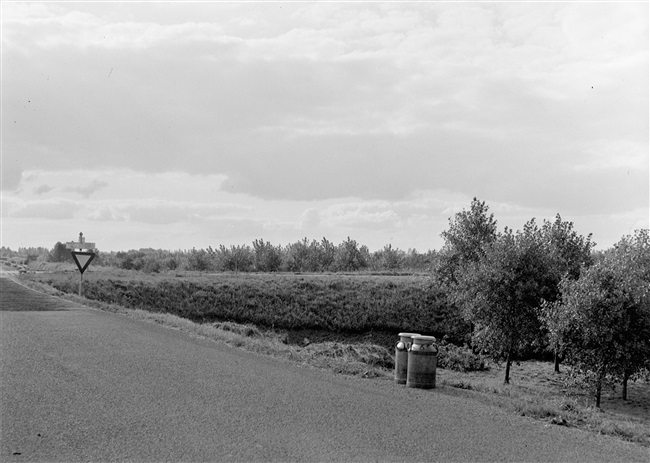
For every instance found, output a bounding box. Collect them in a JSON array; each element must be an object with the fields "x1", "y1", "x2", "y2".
[{"x1": 66, "y1": 232, "x2": 96, "y2": 296}]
